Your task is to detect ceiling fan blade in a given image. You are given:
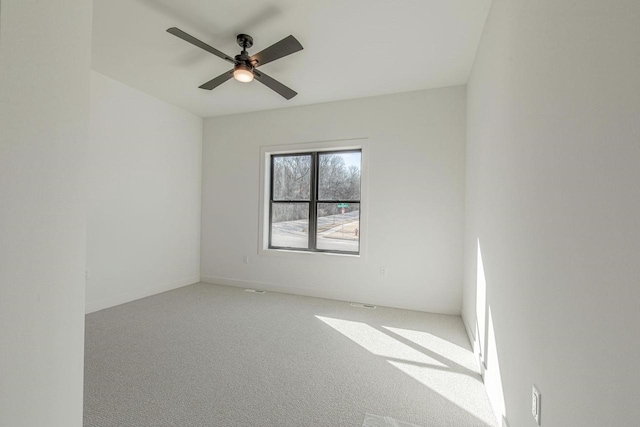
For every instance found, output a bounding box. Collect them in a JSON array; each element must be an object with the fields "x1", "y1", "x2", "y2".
[
  {"x1": 167, "y1": 27, "x2": 235, "y2": 64},
  {"x1": 253, "y1": 70, "x2": 297, "y2": 100},
  {"x1": 250, "y1": 35, "x2": 303, "y2": 68},
  {"x1": 199, "y1": 70, "x2": 234, "y2": 90}
]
